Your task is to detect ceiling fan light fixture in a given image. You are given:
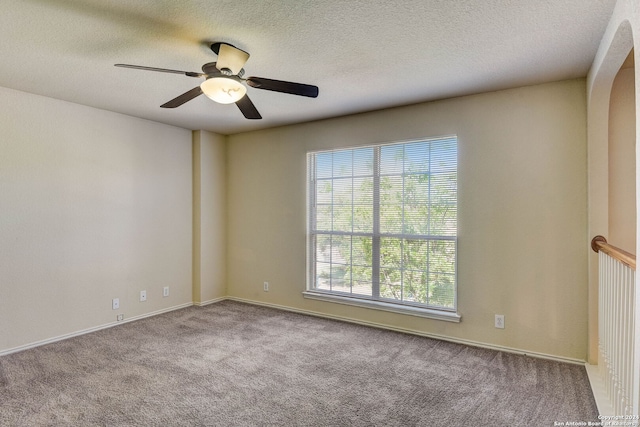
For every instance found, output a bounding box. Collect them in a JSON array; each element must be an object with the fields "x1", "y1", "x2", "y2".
[{"x1": 200, "y1": 77, "x2": 247, "y2": 104}]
